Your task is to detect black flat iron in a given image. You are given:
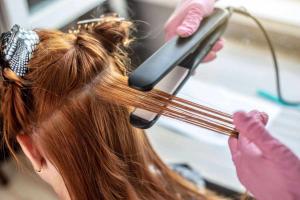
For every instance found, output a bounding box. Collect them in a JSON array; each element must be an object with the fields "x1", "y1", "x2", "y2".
[{"x1": 128, "y1": 8, "x2": 231, "y2": 129}]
